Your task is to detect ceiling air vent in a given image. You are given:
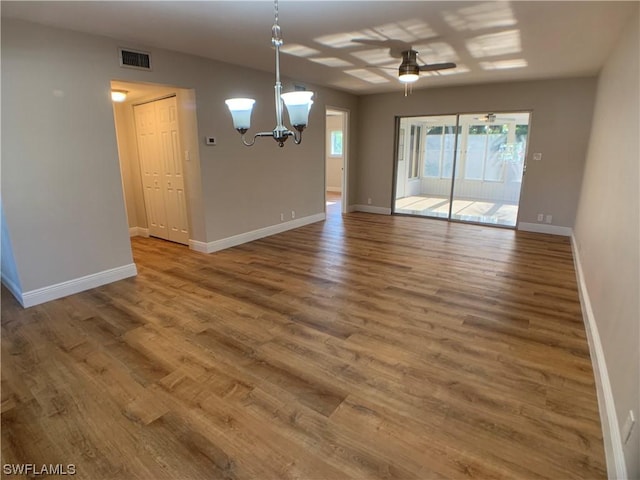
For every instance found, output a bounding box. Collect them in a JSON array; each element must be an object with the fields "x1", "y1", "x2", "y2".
[{"x1": 118, "y1": 48, "x2": 152, "y2": 70}]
